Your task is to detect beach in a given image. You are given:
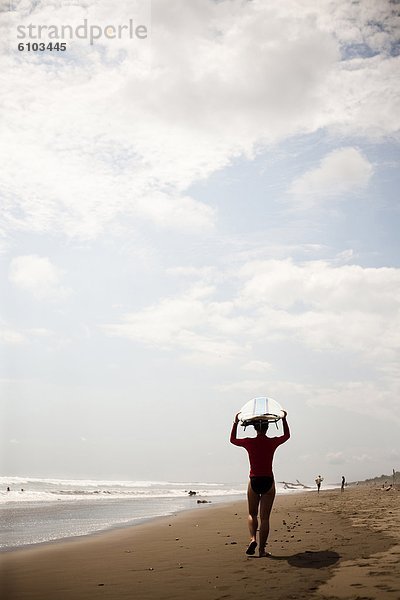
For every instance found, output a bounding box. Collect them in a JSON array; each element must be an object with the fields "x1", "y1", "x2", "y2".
[
  {"x1": 0, "y1": 478, "x2": 247, "y2": 550},
  {"x1": 1, "y1": 485, "x2": 399, "y2": 600}
]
